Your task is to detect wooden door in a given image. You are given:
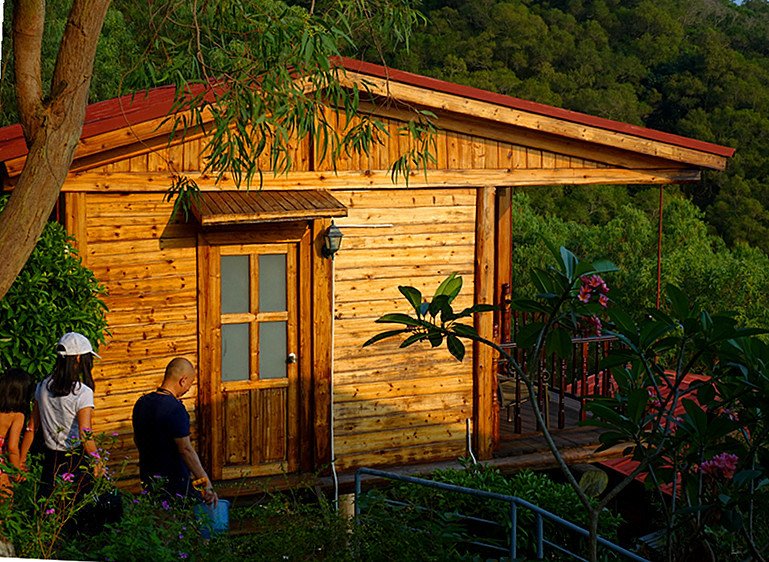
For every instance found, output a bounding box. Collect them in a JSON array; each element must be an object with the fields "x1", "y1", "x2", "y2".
[{"x1": 201, "y1": 234, "x2": 305, "y2": 480}]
